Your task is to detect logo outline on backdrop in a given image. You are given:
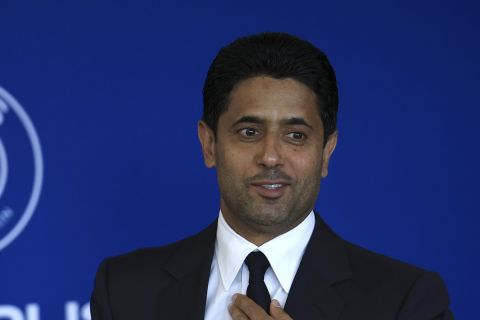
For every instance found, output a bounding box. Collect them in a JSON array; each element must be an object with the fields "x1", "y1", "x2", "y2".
[{"x1": 0, "y1": 87, "x2": 43, "y2": 252}]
